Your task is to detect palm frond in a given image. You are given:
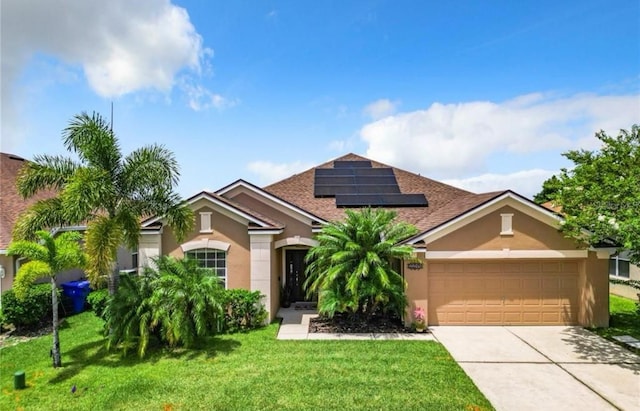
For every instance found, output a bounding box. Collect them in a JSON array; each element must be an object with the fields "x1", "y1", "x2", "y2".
[
  {"x1": 85, "y1": 216, "x2": 123, "y2": 285},
  {"x1": 7, "y1": 237, "x2": 49, "y2": 262},
  {"x1": 61, "y1": 167, "x2": 115, "y2": 221},
  {"x1": 12, "y1": 261, "x2": 53, "y2": 300},
  {"x1": 16, "y1": 154, "x2": 79, "y2": 198},
  {"x1": 12, "y1": 198, "x2": 69, "y2": 241},
  {"x1": 62, "y1": 112, "x2": 122, "y2": 173},
  {"x1": 122, "y1": 144, "x2": 180, "y2": 190}
]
